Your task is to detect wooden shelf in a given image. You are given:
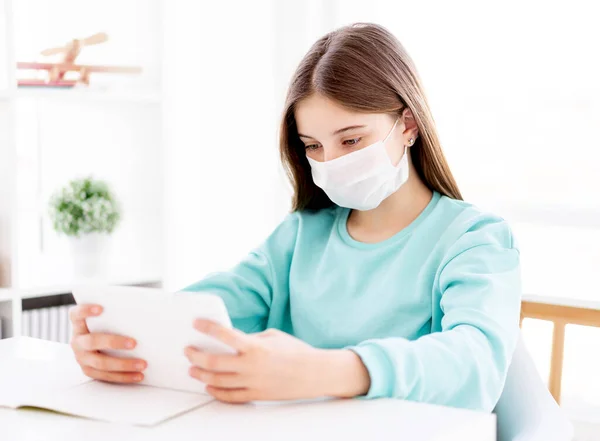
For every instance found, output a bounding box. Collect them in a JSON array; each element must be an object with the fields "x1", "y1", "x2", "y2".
[
  {"x1": 0, "y1": 88, "x2": 161, "y2": 104},
  {"x1": 1, "y1": 276, "x2": 162, "y2": 301},
  {"x1": 0, "y1": 290, "x2": 16, "y2": 302},
  {"x1": 0, "y1": 89, "x2": 13, "y2": 100}
]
